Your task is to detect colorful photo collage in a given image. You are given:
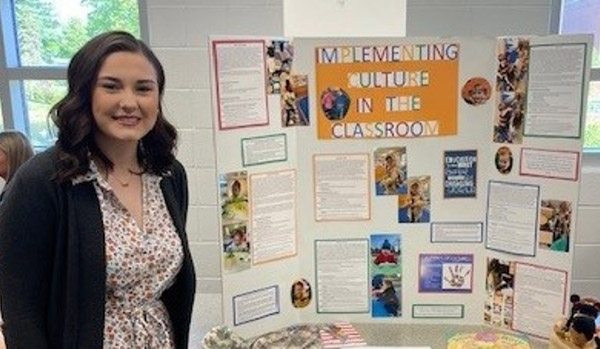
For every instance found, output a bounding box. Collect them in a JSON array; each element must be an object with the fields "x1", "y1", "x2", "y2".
[
  {"x1": 220, "y1": 172, "x2": 251, "y2": 273},
  {"x1": 494, "y1": 37, "x2": 530, "y2": 144},
  {"x1": 265, "y1": 40, "x2": 309, "y2": 127},
  {"x1": 370, "y1": 234, "x2": 402, "y2": 318},
  {"x1": 484, "y1": 258, "x2": 515, "y2": 329},
  {"x1": 374, "y1": 147, "x2": 431, "y2": 223}
]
